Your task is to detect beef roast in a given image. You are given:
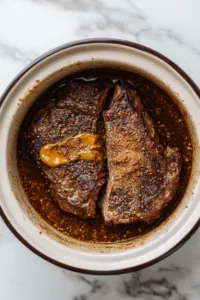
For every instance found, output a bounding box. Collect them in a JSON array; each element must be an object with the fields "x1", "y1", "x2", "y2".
[
  {"x1": 27, "y1": 80, "x2": 110, "y2": 219},
  {"x1": 102, "y1": 85, "x2": 182, "y2": 224}
]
